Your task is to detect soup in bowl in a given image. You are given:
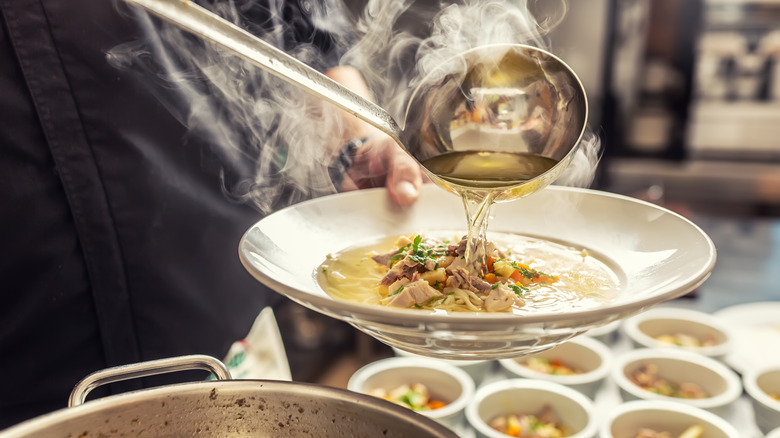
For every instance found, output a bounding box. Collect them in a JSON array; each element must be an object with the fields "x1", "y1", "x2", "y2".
[{"x1": 239, "y1": 185, "x2": 716, "y2": 359}]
